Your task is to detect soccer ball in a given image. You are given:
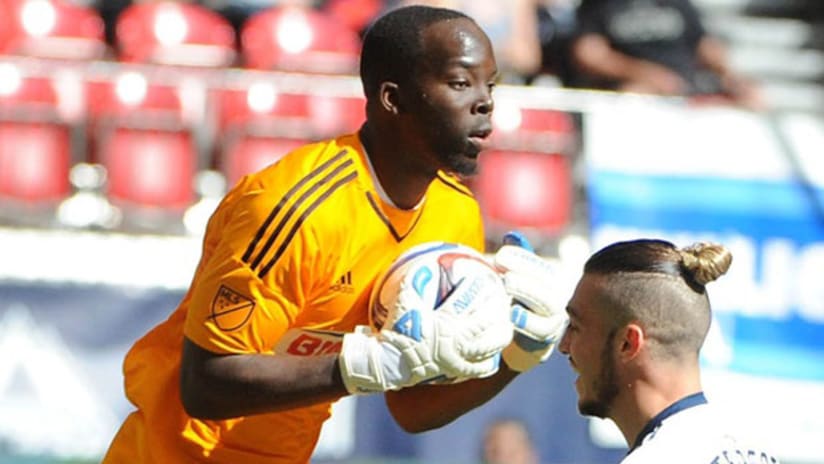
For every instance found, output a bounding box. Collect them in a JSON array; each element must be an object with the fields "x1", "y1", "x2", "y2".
[{"x1": 368, "y1": 242, "x2": 501, "y2": 333}]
